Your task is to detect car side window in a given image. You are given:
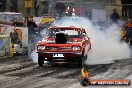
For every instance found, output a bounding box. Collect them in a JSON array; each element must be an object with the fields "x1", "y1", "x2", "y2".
[
  {"x1": 0, "y1": 14, "x2": 5, "y2": 20},
  {"x1": 5, "y1": 14, "x2": 12, "y2": 21}
]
